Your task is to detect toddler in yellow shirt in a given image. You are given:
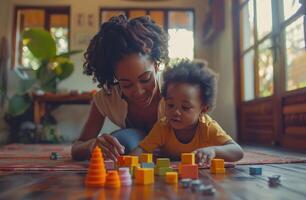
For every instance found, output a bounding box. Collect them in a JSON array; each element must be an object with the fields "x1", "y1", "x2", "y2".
[{"x1": 131, "y1": 60, "x2": 244, "y2": 165}]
